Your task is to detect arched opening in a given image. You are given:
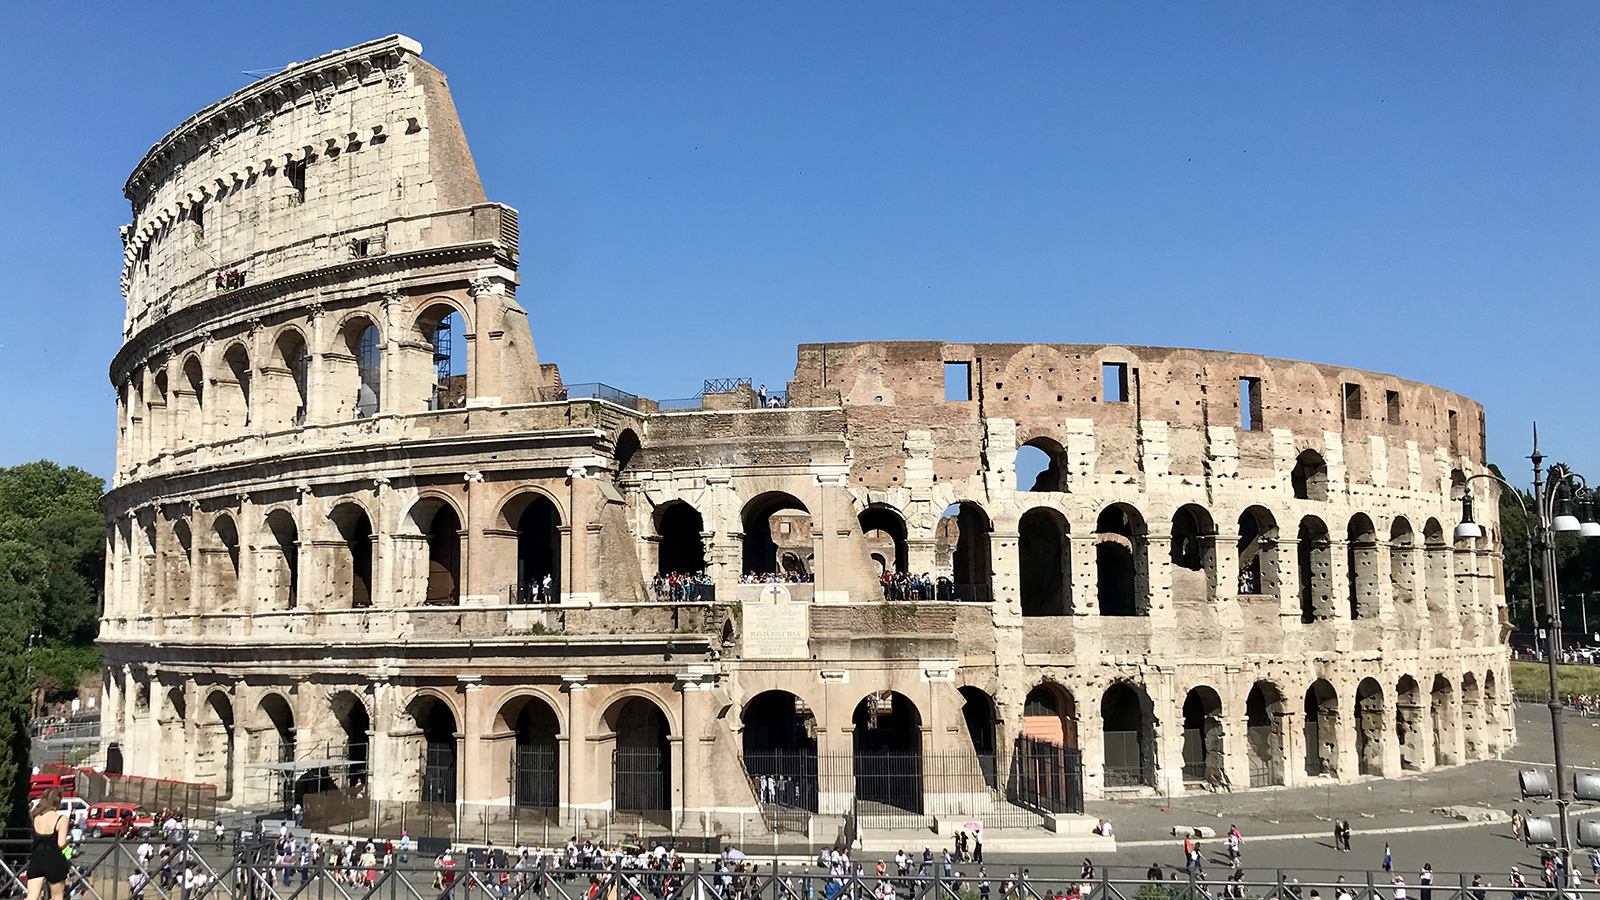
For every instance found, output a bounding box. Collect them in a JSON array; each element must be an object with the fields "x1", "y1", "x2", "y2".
[
  {"x1": 1395, "y1": 675, "x2": 1423, "y2": 770},
  {"x1": 272, "y1": 330, "x2": 309, "y2": 429},
  {"x1": 1019, "y1": 508, "x2": 1071, "y2": 616},
  {"x1": 657, "y1": 501, "x2": 707, "y2": 577},
  {"x1": 259, "y1": 694, "x2": 296, "y2": 808},
  {"x1": 329, "y1": 692, "x2": 369, "y2": 787},
  {"x1": 1431, "y1": 675, "x2": 1457, "y2": 767},
  {"x1": 263, "y1": 509, "x2": 299, "y2": 610},
  {"x1": 1347, "y1": 514, "x2": 1378, "y2": 619},
  {"x1": 742, "y1": 691, "x2": 818, "y2": 811},
  {"x1": 1461, "y1": 672, "x2": 1483, "y2": 761},
  {"x1": 160, "y1": 688, "x2": 187, "y2": 785},
  {"x1": 1291, "y1": 450, "x2": 1328, "y2": 501},
  {"x1": 1101, "y1": 683, "x2": 1154, "y2": 787},
  {"x1": 1298, "y1": 516, "x2": 1333, "y2": 622},
  {"x1": 210, "y1": 514, "x2": 240, "y2": 612},
  {"x1": 1237, "y1": 507, "x2": 1279, "y2": 597},
  {"x1": 1304, "y1": 679, "x2": 1338, "y2": 777},
  {"x1": 1015, "y1": 438, "x2": 1067, "y2": 493},
  {"x1": 1022, "y1": 683, "x2": 1078, "y2": 748},
  {"x1": 420, "y1": 305, "x2": 469, "y2": 410},
  {"x1": 859, "y1": 505, "x2": 910, "y2": 575},
  {"x1": 415, "y1": 698, "x2": 458, "y2": 804},
  {"x1": 515, "y1": 495, "x2": 561, "y2": 603},
  {"x1": 959, "y1": 687, "x2": 999, "y2": 787},
  {"x1": 1355, "y1": 677, "x2": 1385, "y2": 776},
  {"x1": 409, "y1": 500, "x2": 462, "y2": 606},
  {"x1": 337, "y1": 319, "x2": 382, "y2": 420},
  {"x1": 614, "y1": 429, "x2": 641, "y2": 478},
  {"x1": 853, "y1": 691, "x2": 923, "y2": 814},
  {"x1": 1181, "y1": 686, "x2": 1225, "y2": 786},
  {"x1": 610, "y1": 697, "x2": 671, "y2": 812},
  {"x1": 220, "y1": 343, "x2": 252, "y2": 431},
  {"x1": 1096, "y1": 505, "x2": 1147, "y2": 616},
  {"x1": 106, "y1": 744, "x2": 123, "y2": 775},
  {"x1": 1245, "y1": 682, "x2": 1285, "y2": 787},
  {"x1": 1484, "y1": 671, "x2": 1501, "y2": 751},
  {"x1": 1390, "y1": 517, "x2": 1417, "y2": 636},
  {"x1": 742, "y1": 493, "x2": 811, "y2": 577},
  {"x1": 178, "y1": 356, "x2": 204, "y2": 448},
  {"x1": 151, "y1": 370, "x2": 169, "y2": 451},
  {"x1": 168, "y1": 520, "x2": 192, "y2": 613},
  {"x1": 1423, "y1": 520, "x2": 1450, "y2": 648},
  {"x1": 501, "y1": 696, "x2": 560, "y2": 810},
  {"x1": 329, "y1": 504, "x2": 373, "y2": 609},
  {"x1": 200, "y1": 692, "x2": 235, "y2": 800},
  {"x1": 936, "y1": 502, "x2": 993, "y2": 601},
  {"x1": 1170, "y1": 505, "x2": 1217, "y2": 603}
]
